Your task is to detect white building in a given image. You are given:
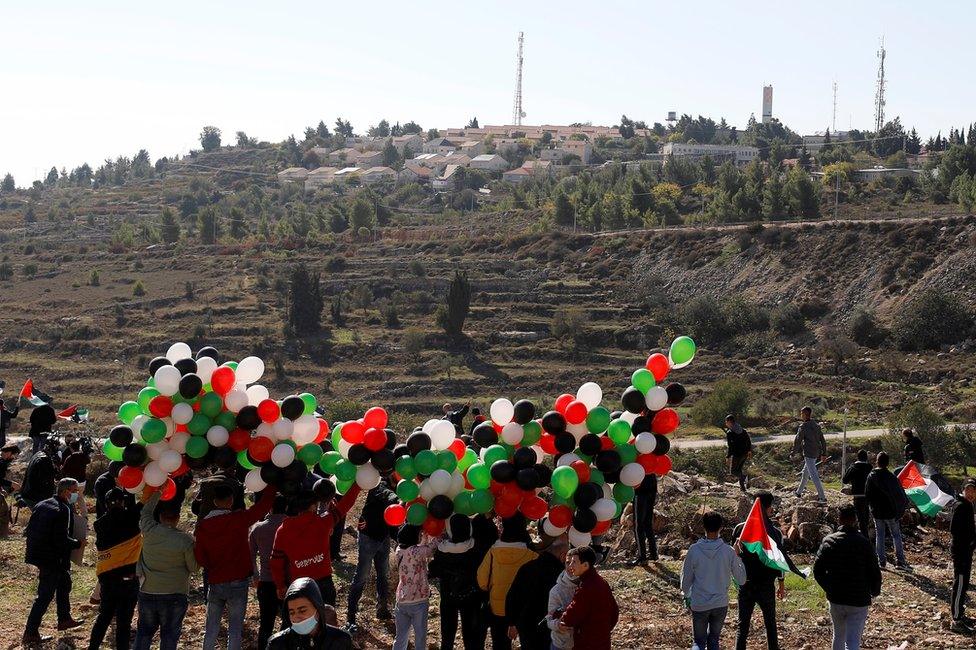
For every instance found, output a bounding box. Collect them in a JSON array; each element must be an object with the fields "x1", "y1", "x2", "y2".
[
  {"x1": 660, "y1": 142, "x2": 759, "y2": 166},
  {"x1": 469, "y1": 154, "x2": 510, "y2": 172},
  {"x1": 304, "y1": 166, "x2": 339, "y2": 190},
  {"x1": 360, "y1": 166, "x2": 397, "y2": 185},
  {"x1": 432, "y1": 164, "x2": 462, "y2": 190},
  {"x1": 277, "y1": 167, "x2": 309, "y2": 185}
]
